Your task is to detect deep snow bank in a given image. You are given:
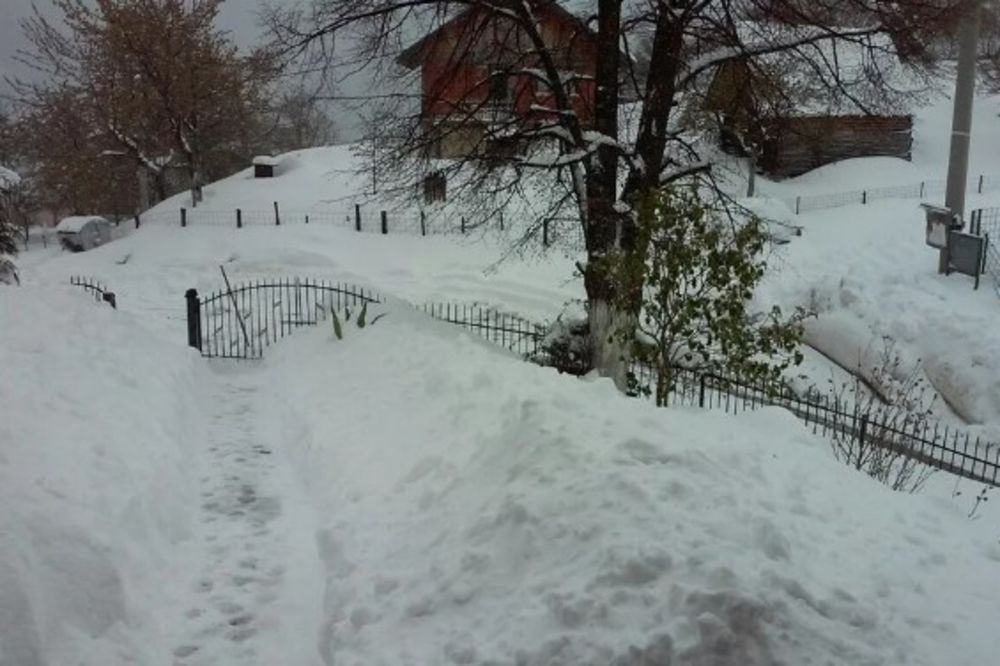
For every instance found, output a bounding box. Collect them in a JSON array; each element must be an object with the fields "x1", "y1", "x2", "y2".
[
  {"x1": 0, "y1": 286, "x2": 207, "y2": 665},
  {"x1": 267, "y1": 306, "x2": 1000, "y2": 665}
]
